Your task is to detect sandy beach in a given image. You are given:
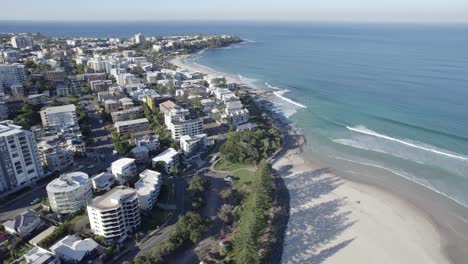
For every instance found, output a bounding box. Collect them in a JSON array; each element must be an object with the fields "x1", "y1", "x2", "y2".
[
  {"x1": 272, "y1": 134, "x2": 450, "y2": 264},
  {"x1": 169, "y1": 54, "x2": 245, "y2": 85},
  {"x1": 168, "y1": 52, "x2": 468, "y2": 264}
]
